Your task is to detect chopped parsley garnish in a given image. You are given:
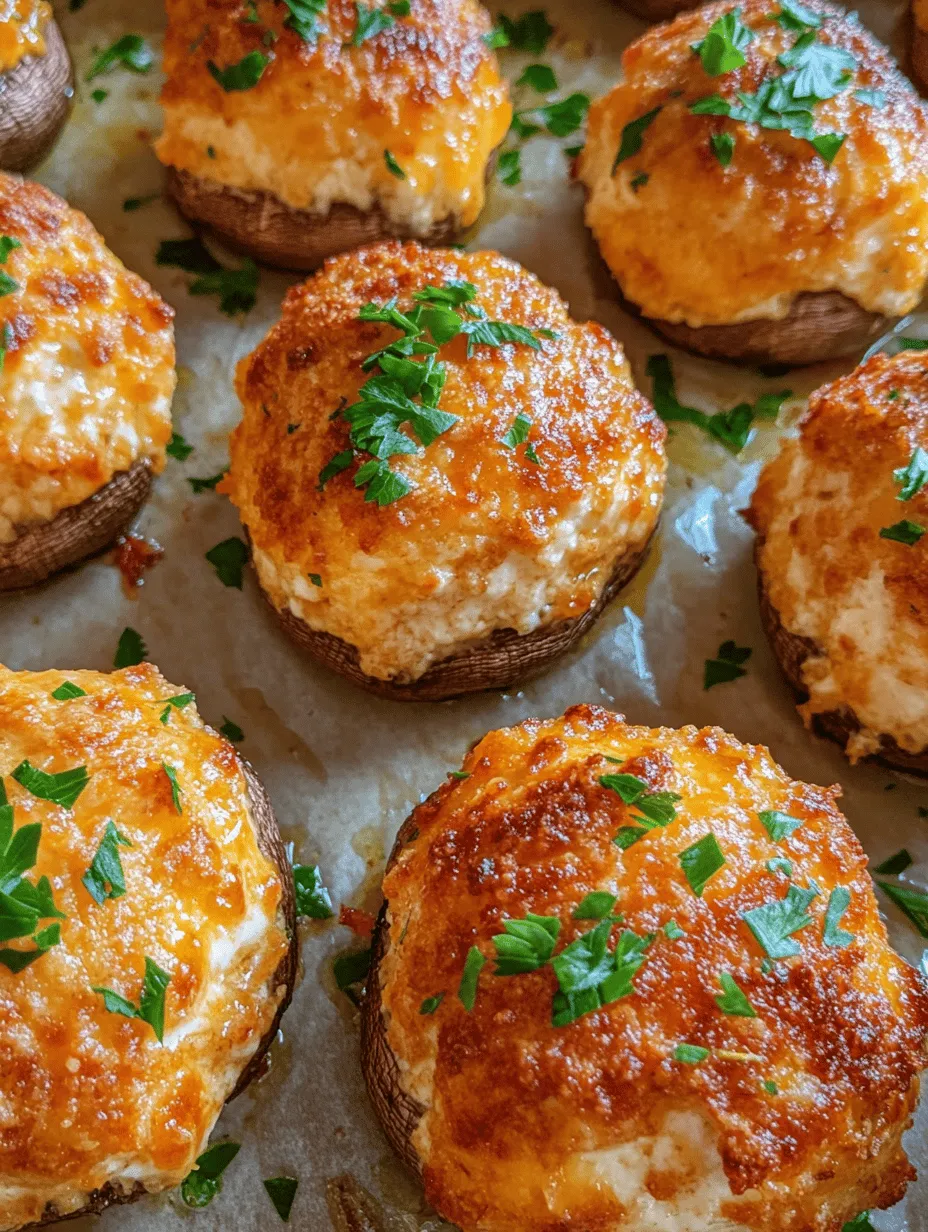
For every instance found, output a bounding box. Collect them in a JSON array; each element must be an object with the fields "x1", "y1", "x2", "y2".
[
  {"x1": 630, "y1": 171, "x2": 649, "y2": 190},
  {"x1": 82, "y1": 821, "x2": 132, "y2": 904},
  {"x1": 0, "y1": 321, "x2": 11, "y2": 370},
  {"x1": 502, "y1": 411, "x2": 534, "y2": 456},
  {"x1": 572, "y1": 891, "x2": 619, "y2": 920},
  {"x1": 776, "y1": 0, "x2": 821, "y2": 30},
  {"x1": 873, "y1": 849, "x2": 912, "y2": 875},
  {"x1": 674, "y1": 1042, "x2": 710, "y2": 1064},
  {"x1": 51, "y1": 681, "x2": 86, "y2": 700},
  {"x1": 92, "y1": 956, "x2": 172, "y2": 1042},
  {"x1": 512, "y1": 93, "x2": 590, "y2": 139},
  {"x1": 166, "y1": 432, "x2": 193, "y2": 461},
  {"x1": 159, "y1": 692, "x2": 195, "y2": 723},
  {"x1": 319, "y1": 280, "x2": 552, "y2": 505},
  {"x1": 206, "y1": 536, "x2": 249, "y2": 587},
  {"x1": 693, "y1": 7, "x2": 753, "y2": 76},
  {"x1": 293, "y1": 864, "x2": 334, "y2": 918},
  {"x1": 517, "y1": 63, "x2": 557, "y2": 92},
  {"x1": 497, "y1": 148, "x2": 522, "y2": 185},
  {"x1": 264, "y1": 1177, "x2": 299, "y2": 1223},
  {"x1": 458, "y1": 945, "x2": 486, "y2": 1011},
  {"x1": 894, "y1": 447, "x2": 928, "y2": 502},
  {"x1": 492, "y1": 913, "x2": 560, "y2": 973},
  {"x1": 383, "y1": 149, "x2": 405, "y2": 179},
  {"x1": 352, "y1": 1, "x2": 396, "y2": 43},
  {"x1": 853, "y1": 87, "x2": 885, "y2": 108},
  {"x1": 91, "y1": 88, "x2": 108, "y2": 102},
  {"x1": 0, "y1": 239, "x2": 18, "y2": 297},
  {"x1": 822, "y1": 885, "x2": 853, "y2": 948},
  {"x1": 758, "y1": 809, "x2": 804, "y2": 842},
  {"x1": 612, "y1": 107, "x2": 661, "y2": 171},
  {"x1": 663, "y1": 919, "x2": 685, "y2": 939},
  {"x1": 87, "y1": 33, "x2": 154, "y2": 80},
  {"x1": 704, "y1": 640, "x2": 751, "y2": 689},
  {"x1": 123, "y1": 193, "x2": 160, "y2": 212},
  {"x1": 333, "y1": 947, "x2": 372, "y2": 996},
  {"x1": 12, "y1": 760, "x2": 88, "y2": 809},
  {"x1": 188, "y1": 469, "x2": 228, "y2": 493},
  {"x1": 489, "y1": 9, "x2": 553, "y2": 52},
  {"x1": 841, "y1": 1214, "x2": 876, "y2": 1232},
  {"x1": 551, "y1": 922, "x2": 651, "y2": 1026},
  {"x1": 714, "y1": 970, "x2": 757, "y2": 1017},
  {"x1": 743, "y1": 882, "x2": 818, "y2": 958},
  {"x1": 646, "y1": 354, "x2": 789, "y2": 453},
  {"x1": 0, "y1": 236, "x2": 20, "y2": 263},
  {"x1": 876, "y1": 880, "x2": 928, "y2": 937},
  {"x1": 208, "y1": 50, "x2": 271, "y2": 90},
  {"x1": 0, "y1": 785, "x2": 66, "y2": 971},
  {"x1": 602, "y1": 771, "x2": 681, "y2": 848},
  {"x1": 679, "y1": 832, "x2": 725, "y2": 897},
  {"x1": 308, "y1": 573, "x2": 323, "y2": 587},
  {"x1": 114, "y1": 626, "x2": 147, "y2": 668},
  {"x1": 181, "y1": 1141, "x2": 241, "y2": 1208},
  {"x1": 880, "y1": 519, "x2": 925, "y2": 546},
  {"x1": 162, "y1": 763, "x2": 183, "y2": 814},
  {"x1": 450, "y1": 769, "x2": 470, "y2": 780},
  {"x1": 766, "y1": 856, "x2": 793, "y2": 877},
  {"x1": 282, "y1": 0, "x2": 328, "y2": 42},
  {"x1": 419, "y1": 992, "x2": 445, "y2": 1014},
  {"x1": 156, "y1": 238, "x2": 258, "y2": 315},
  {"x1": 762, "y1": 1077, "x2": 779, "y2": 1094},
  {"x1": 710, "y1": 130, "x2": 735, "y2": 166},
  {"x1": 219, "y1": 715, "x2": 242, "y2": 743}
]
